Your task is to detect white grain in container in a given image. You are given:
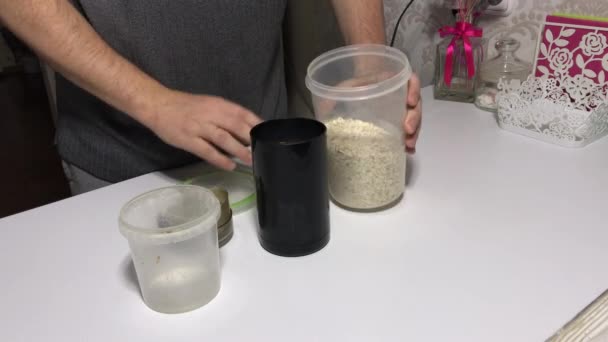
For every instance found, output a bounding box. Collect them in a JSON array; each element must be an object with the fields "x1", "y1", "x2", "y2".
[{"x1": 325, "y1": 117, "x2": 405, "y2": 210}]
